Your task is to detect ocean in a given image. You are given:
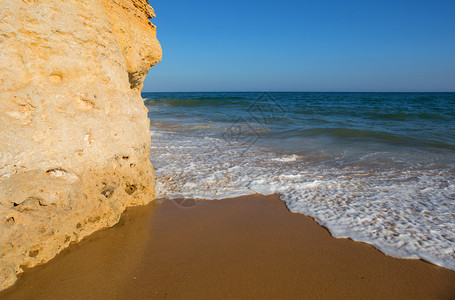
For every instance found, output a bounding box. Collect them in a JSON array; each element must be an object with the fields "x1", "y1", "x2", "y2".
[{"x1": 143, "y1": 92, "x2": 455, "y2": 271}]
